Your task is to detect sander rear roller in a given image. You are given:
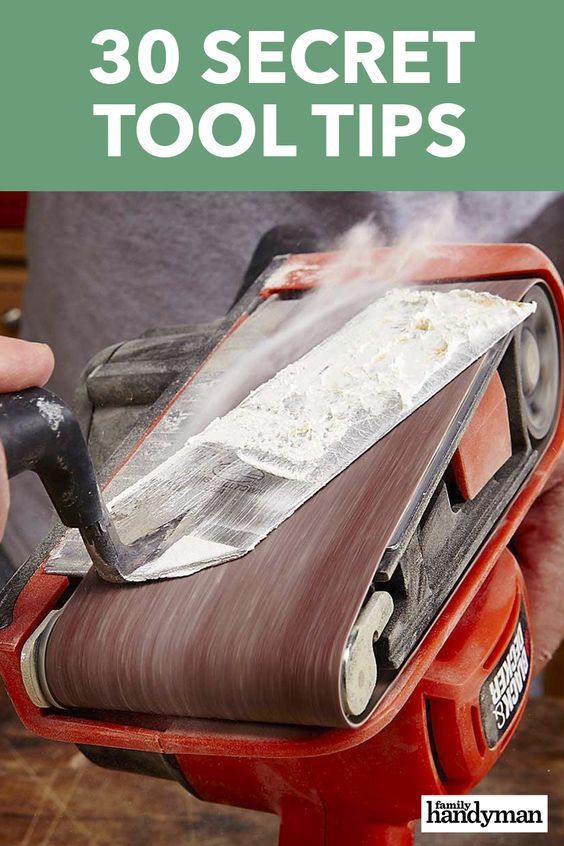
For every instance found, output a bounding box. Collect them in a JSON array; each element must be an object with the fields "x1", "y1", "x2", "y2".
[{"x1": 22, "y1": 269, "x2": 561, "y2": 728}]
